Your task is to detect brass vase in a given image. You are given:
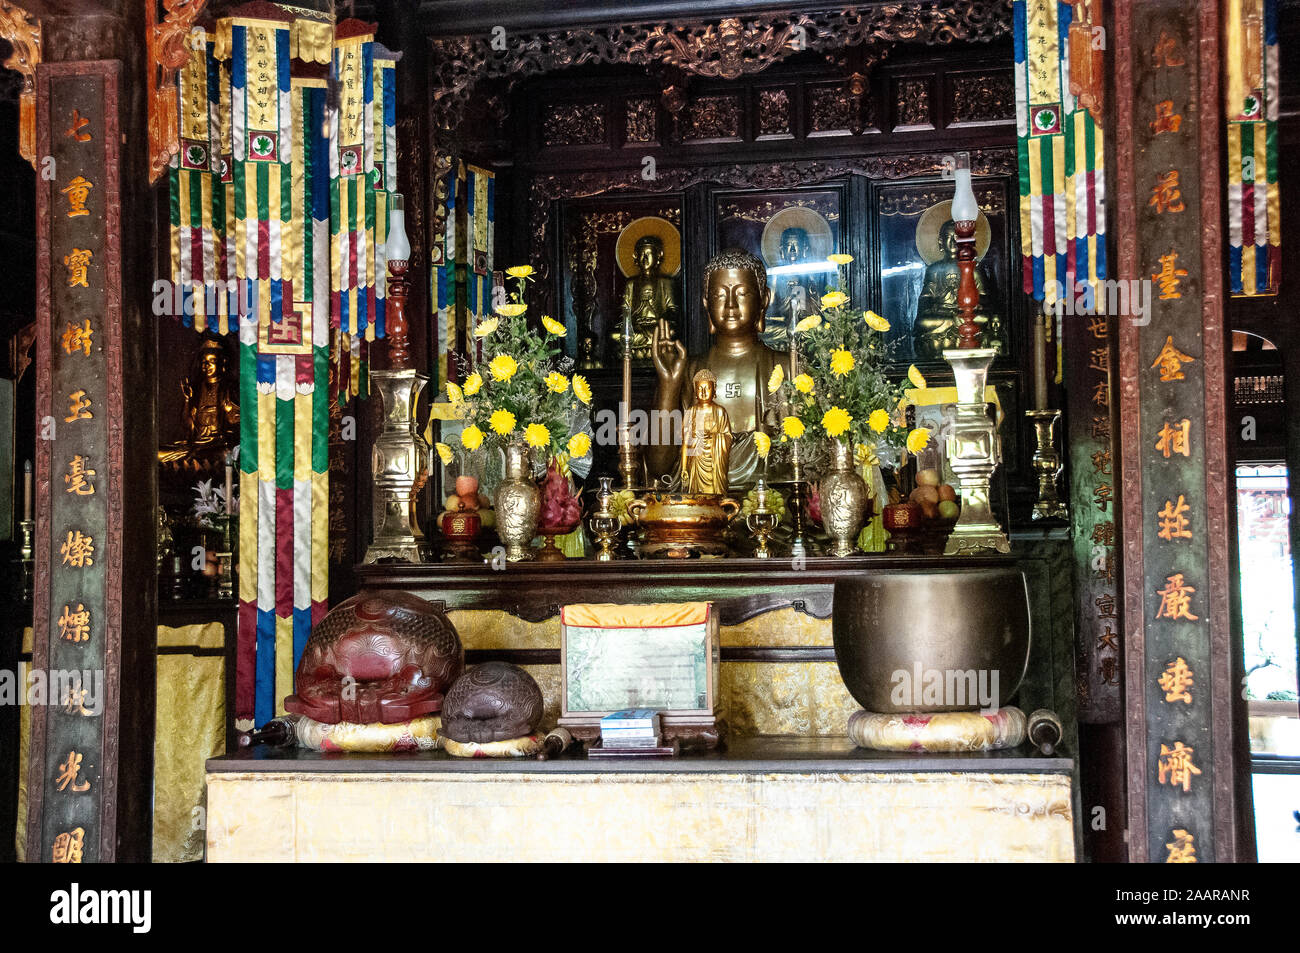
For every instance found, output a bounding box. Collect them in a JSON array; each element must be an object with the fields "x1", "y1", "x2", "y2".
[
  {"x1": 820, "y1": 439, "x2": 867, "y2": 557},
  {"x1": 493, "y1": 443, "x2": 539, "y2": 562}
]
